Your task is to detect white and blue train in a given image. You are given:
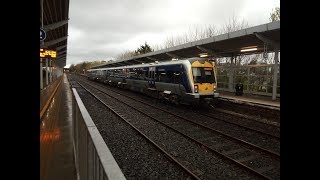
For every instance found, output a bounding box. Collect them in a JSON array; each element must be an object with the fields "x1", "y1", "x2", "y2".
[{"x1": 86, "y1": 57, "x2": 219, "y2": 106}]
